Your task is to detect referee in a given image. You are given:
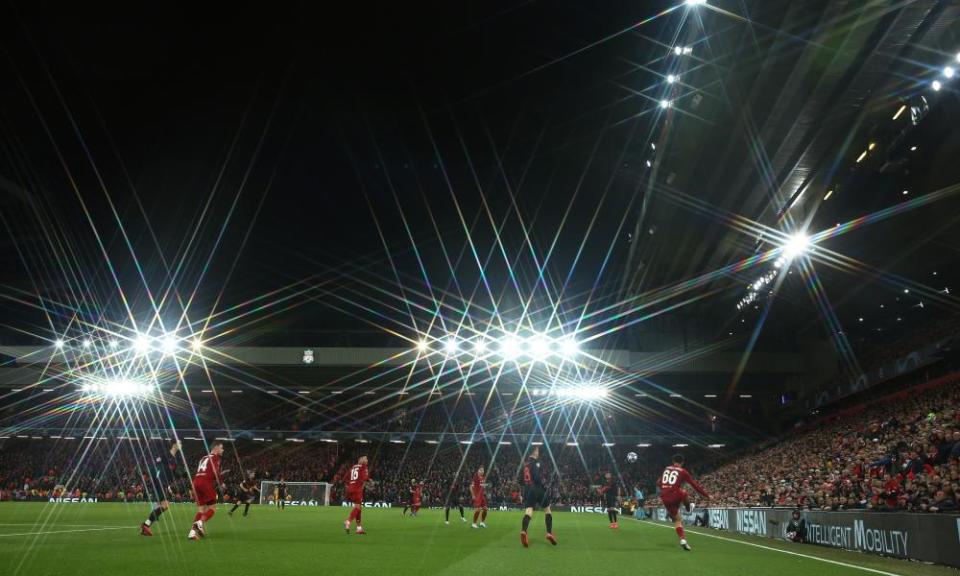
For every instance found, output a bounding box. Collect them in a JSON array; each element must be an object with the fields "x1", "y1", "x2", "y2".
[
  {"x1": 140, "y1": 441, "x2": 182, "y2": 536},
  {"x1": 520, "y1": 446, "x2": 557, "y2": 547}
]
